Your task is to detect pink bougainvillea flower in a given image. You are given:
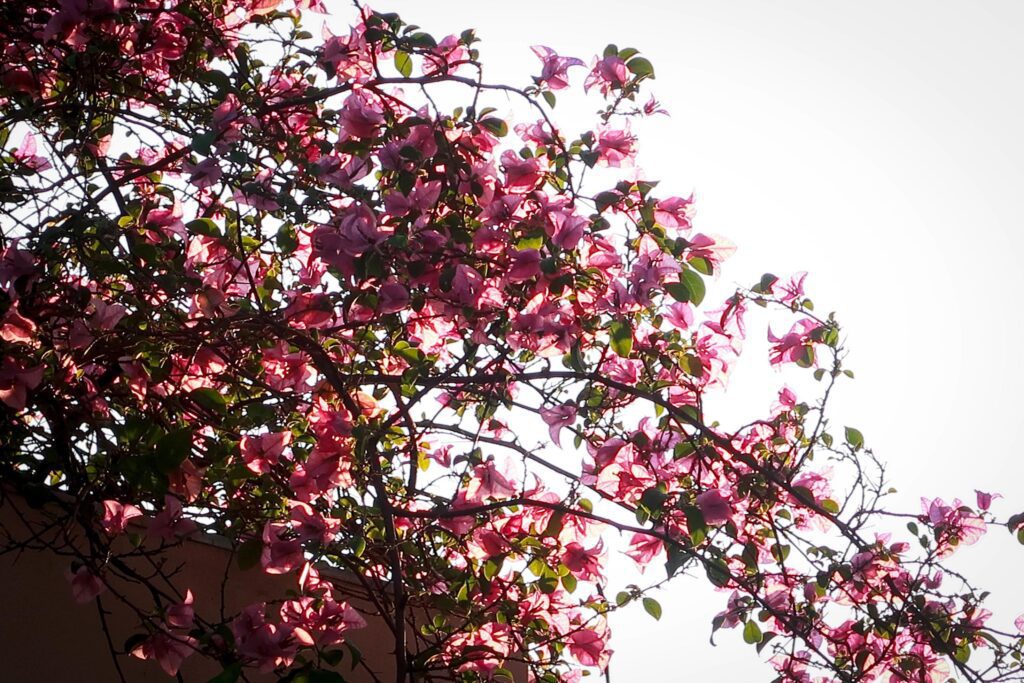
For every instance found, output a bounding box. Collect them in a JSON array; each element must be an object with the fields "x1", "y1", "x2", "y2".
[
  {"x1": 594, "y1": 124, "x2": 637, "y2": 167},
  {"x1": 920, "y1": 497, "x2": 987, "y2": 557},
  {"x1": 769, "y1": 271, "x2": 808, "y2": 305},
  {"x1": 696, "y1": 489, "x2": 733, "y2": 526},
  {"x1": 240, "y1": 430, "x2": 292, "y2": 474},
  {"x1": 100, "y1": 499, "x2": 143, "y2": 535},
  {"x1": 624, "y1": 532, "x2": 664, "y2": 570},
  {"x1": 149, "y1": 495, "x2": 198, "y2": 542},
  {"x1": 531, "y1": 45, "x2": 584, "y2": 90},
  {"x1": 377, "y1": 281, "x2": 410, "y2": 314},
  {"x1": 289, "y1": 501, "x2": 341, "y2": 544},
  {"x1": 444, "y1": 622, "x2": 513, "y2": 677},
  {"x1": 501, "y1": 150, "x2": 544, "y2": 192},
  {"x1": 339, "y1": 91, "x2": 384, "y2": 139},
  {"x1": 507, "y1": 249, "x2": 542, "y2": 283},
  {"x1": 13, "y1": 133, "x2": 52, "y2": 172},
  {"x1": 0, "y1": 357, "x2": 43, "y2": 410},
  {"x1": 767, "y1": 319, "x2": 819, "y2": 367},
  {"x1": 547, "y1": 209, "x2": 588, "y2": 251},
  {"x1": 975, "y1": 489, "x2": 1001, "y2": 511},
  {"x1": 130, "y1": 629, "x2": 197, "y2": 676},
  {"x1": 561, "y1": 540, "x2": 604, "y2": 581},
  {"x1": 643, "y1": 94, "x2": 669, "y2": 116},
  {"x1": 165, "y1": 590, "x2": 195, "y2": 629},
  {"x1": 664, "y1": 301, "x2": 694, "y2": 330},
  {"x1": 464, "y1": 458, "x2": 517, "y2": 503},
  {"x1": 182, "y1": 158, "x2": 222, "y2": 188},
  {"x1": 567, "y1": 625, "x2": 609, "y2": 668},
  {"x1": 67, "y1": 565, "x2": 106, "y2": 603},
  {"x1": 584, "y1": 55, "x2": 629, "y2": 95},
  {"x1": 654, "y1": 195, "x2": 695, "y2": 231},
  {"x1": 0, "y1": 307, "x2": 37, "y2": 344},
  {"x1": 539, "y1": 403, "x2": 577, "y2": 447},
  {"x1": 261, "y1": 521, "x2": 305, "y2": 574}
]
